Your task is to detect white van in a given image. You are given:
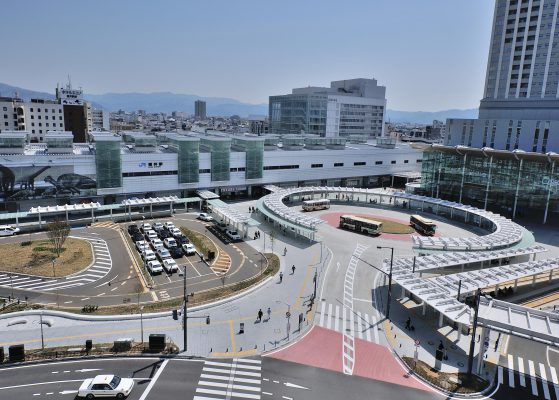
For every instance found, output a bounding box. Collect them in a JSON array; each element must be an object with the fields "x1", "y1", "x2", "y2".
[{"x1": 0, "y1": 225, "x2": 20, "y2": 236}]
